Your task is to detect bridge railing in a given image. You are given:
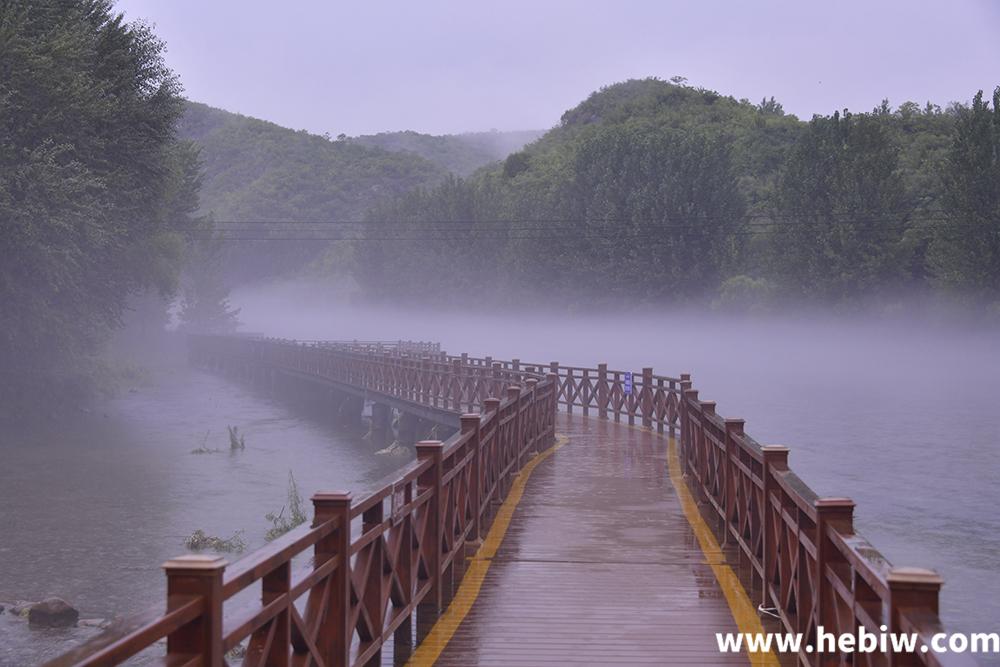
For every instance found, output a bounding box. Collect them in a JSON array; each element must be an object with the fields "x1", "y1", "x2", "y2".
[
  {"x1": 47, "y1": 338, "x2": 556, "y2": 667},
  {"x1": 295, "y1": 339, "x2": 441, "y2": 354},
  {"x1": 191, "y1": 337, "x2": 549, "y2": 416},
  {"x1": 51, "y1": 337, "x2": 967, "y2": 666},
  {"x1": 676, "y1": 381, "x2": 974, "y2": 666},
  {"x1": 441, "y1": 353, "x2": 967, "y2": 665},
  {"x1": 358, "y1": 350, "x2": 682, "y2": 434}
]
